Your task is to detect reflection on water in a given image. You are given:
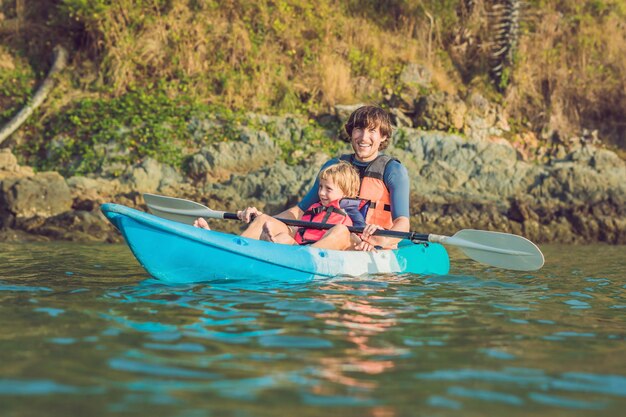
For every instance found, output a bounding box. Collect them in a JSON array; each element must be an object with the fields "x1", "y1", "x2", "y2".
[{"x1": 0, "y1": 242, "x2": 624, "y2": 416}]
